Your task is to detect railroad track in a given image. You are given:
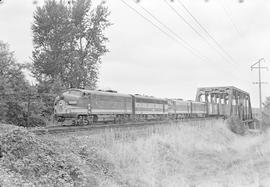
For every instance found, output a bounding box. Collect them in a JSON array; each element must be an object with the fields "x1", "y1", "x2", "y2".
[{"x1": 32, "y1": 117, "x2": 223, "y2": 135}]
